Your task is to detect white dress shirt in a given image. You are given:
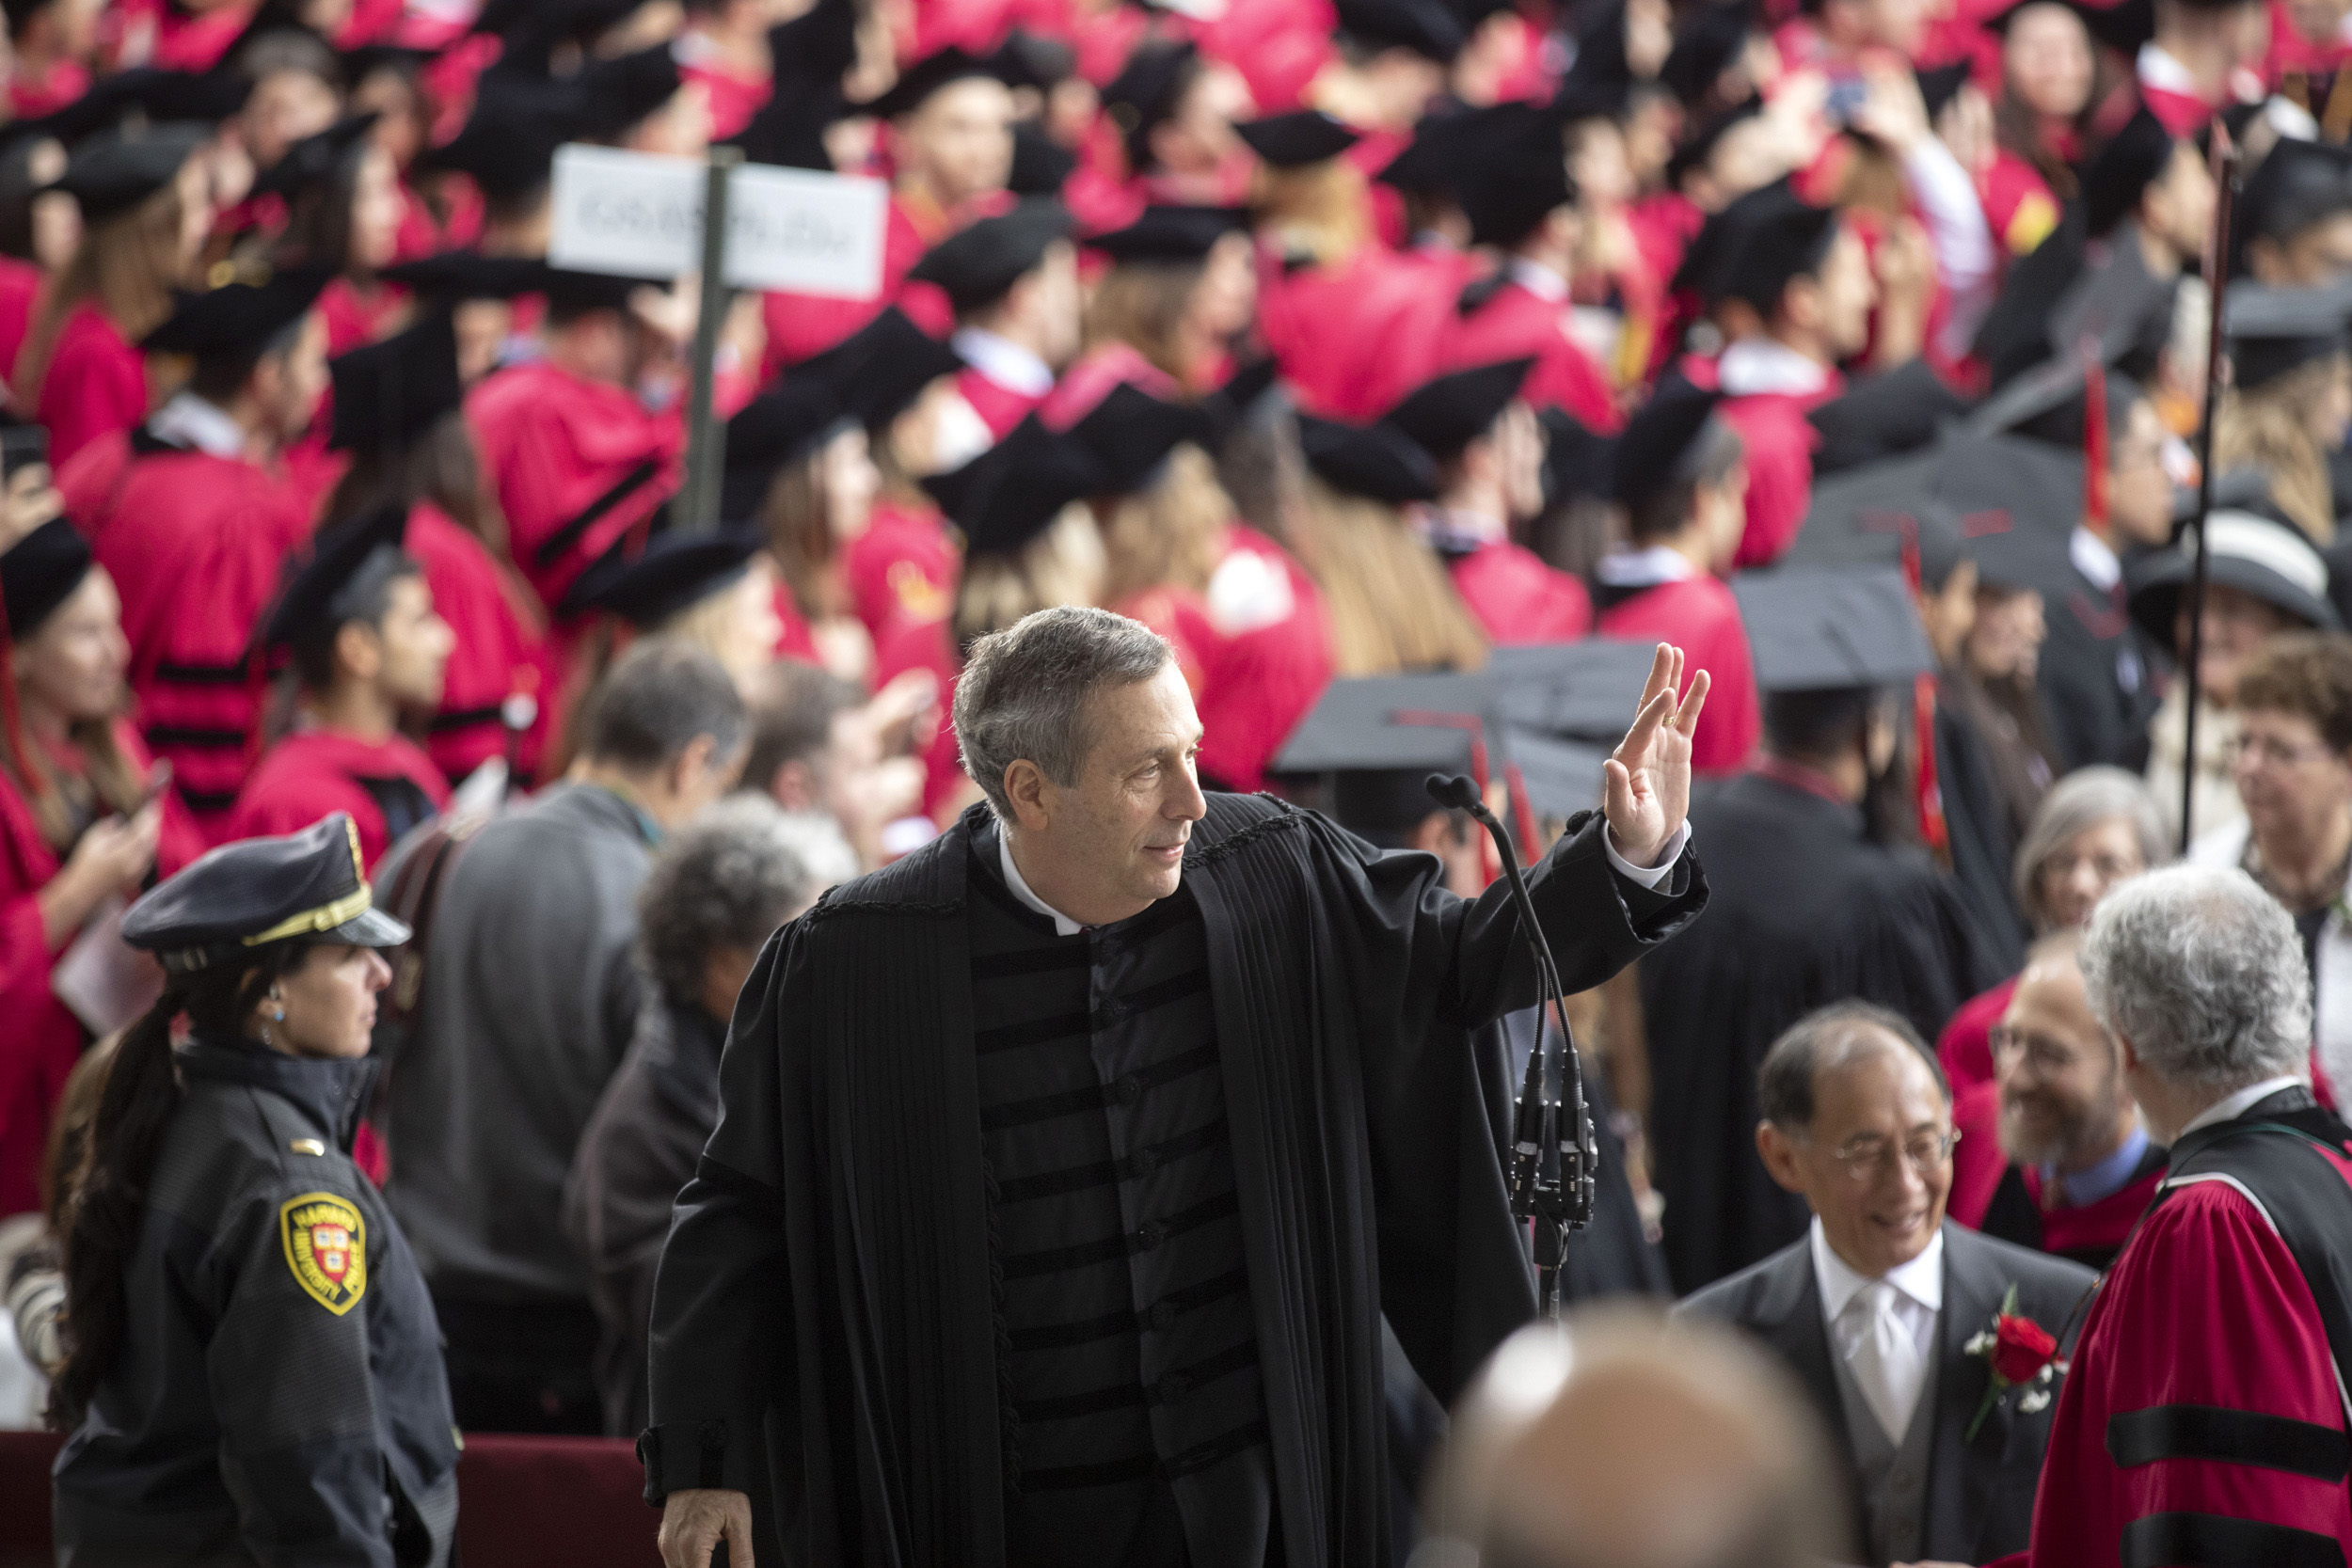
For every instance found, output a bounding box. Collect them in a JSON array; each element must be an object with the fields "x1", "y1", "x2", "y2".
[
  {"x1": 949, "y1": 327, "x2": 1054, "y2": 397},
  {"x1": 1813, "y1": 1218, "x2": 1942, "y2": 1440},
  {"x1": 2179, "y1": 1075, "x2": 2311, "y2": 1138},
  {"x1": 147, "y1": 392, "x2": 248, "y2": 459}
]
